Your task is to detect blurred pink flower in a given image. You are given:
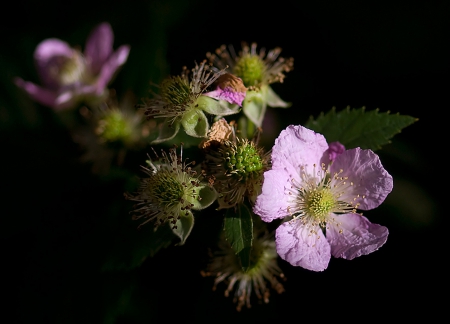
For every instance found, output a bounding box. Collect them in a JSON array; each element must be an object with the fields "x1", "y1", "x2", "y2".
[{"x1": 15, "y1": 22, "x2": 130, "y2": 110}]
